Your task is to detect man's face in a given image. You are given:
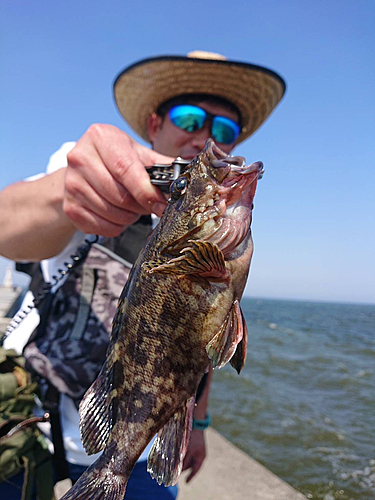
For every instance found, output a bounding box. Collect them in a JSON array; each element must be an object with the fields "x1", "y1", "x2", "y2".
[{"x1": 147, "y1": 100, "x2": 240, "y2": 159}]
